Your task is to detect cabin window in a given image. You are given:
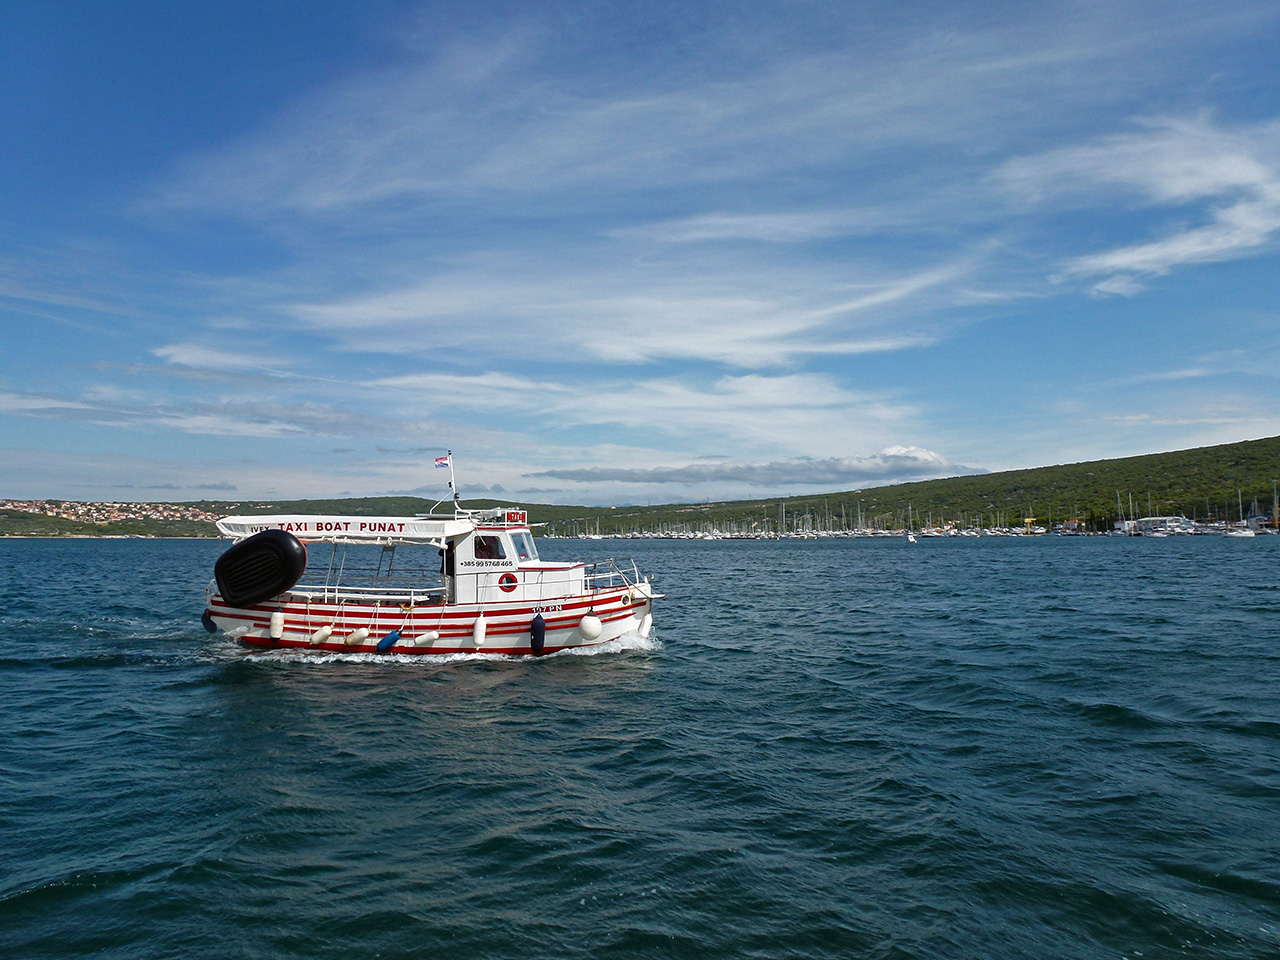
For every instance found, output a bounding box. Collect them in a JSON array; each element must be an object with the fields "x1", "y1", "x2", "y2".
[
  {"x1": 473, "y1": 535, "x2": 506, "y2": 560},
  {"x1": 511, "y1": 532, "x2": 538, "y2": 561}
]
